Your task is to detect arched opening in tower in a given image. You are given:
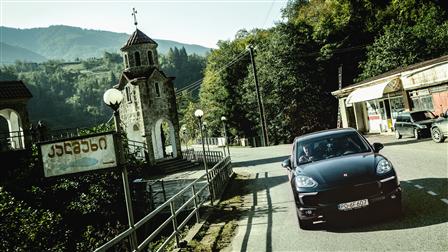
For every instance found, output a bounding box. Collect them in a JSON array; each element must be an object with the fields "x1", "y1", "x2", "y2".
[{"x1": 153, "y1": 118, "x2": 177, "y2": 160}]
